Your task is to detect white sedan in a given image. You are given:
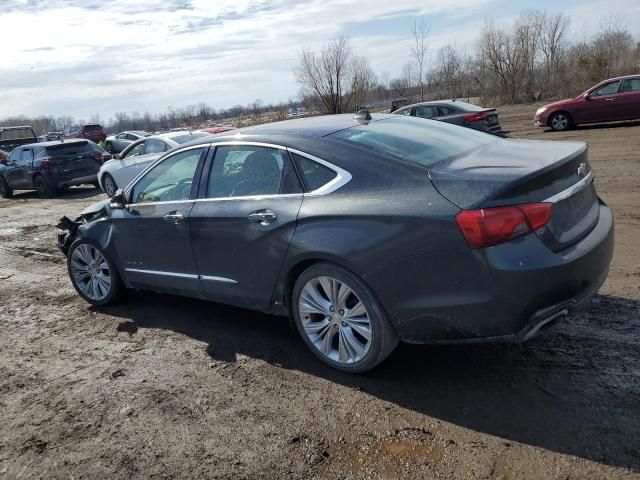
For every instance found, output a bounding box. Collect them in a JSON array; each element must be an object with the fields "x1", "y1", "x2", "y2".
[{"x1": 97, "y1": 131, "x2": 211, "y2": 196}]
